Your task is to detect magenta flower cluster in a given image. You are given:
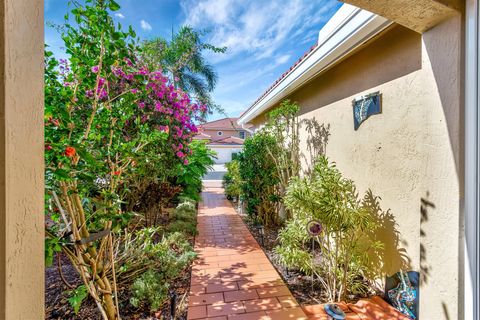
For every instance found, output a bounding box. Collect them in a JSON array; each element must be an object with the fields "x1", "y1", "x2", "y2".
[{"x1": 81, "y1": 60, "x2": 206, "y2": 164}]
